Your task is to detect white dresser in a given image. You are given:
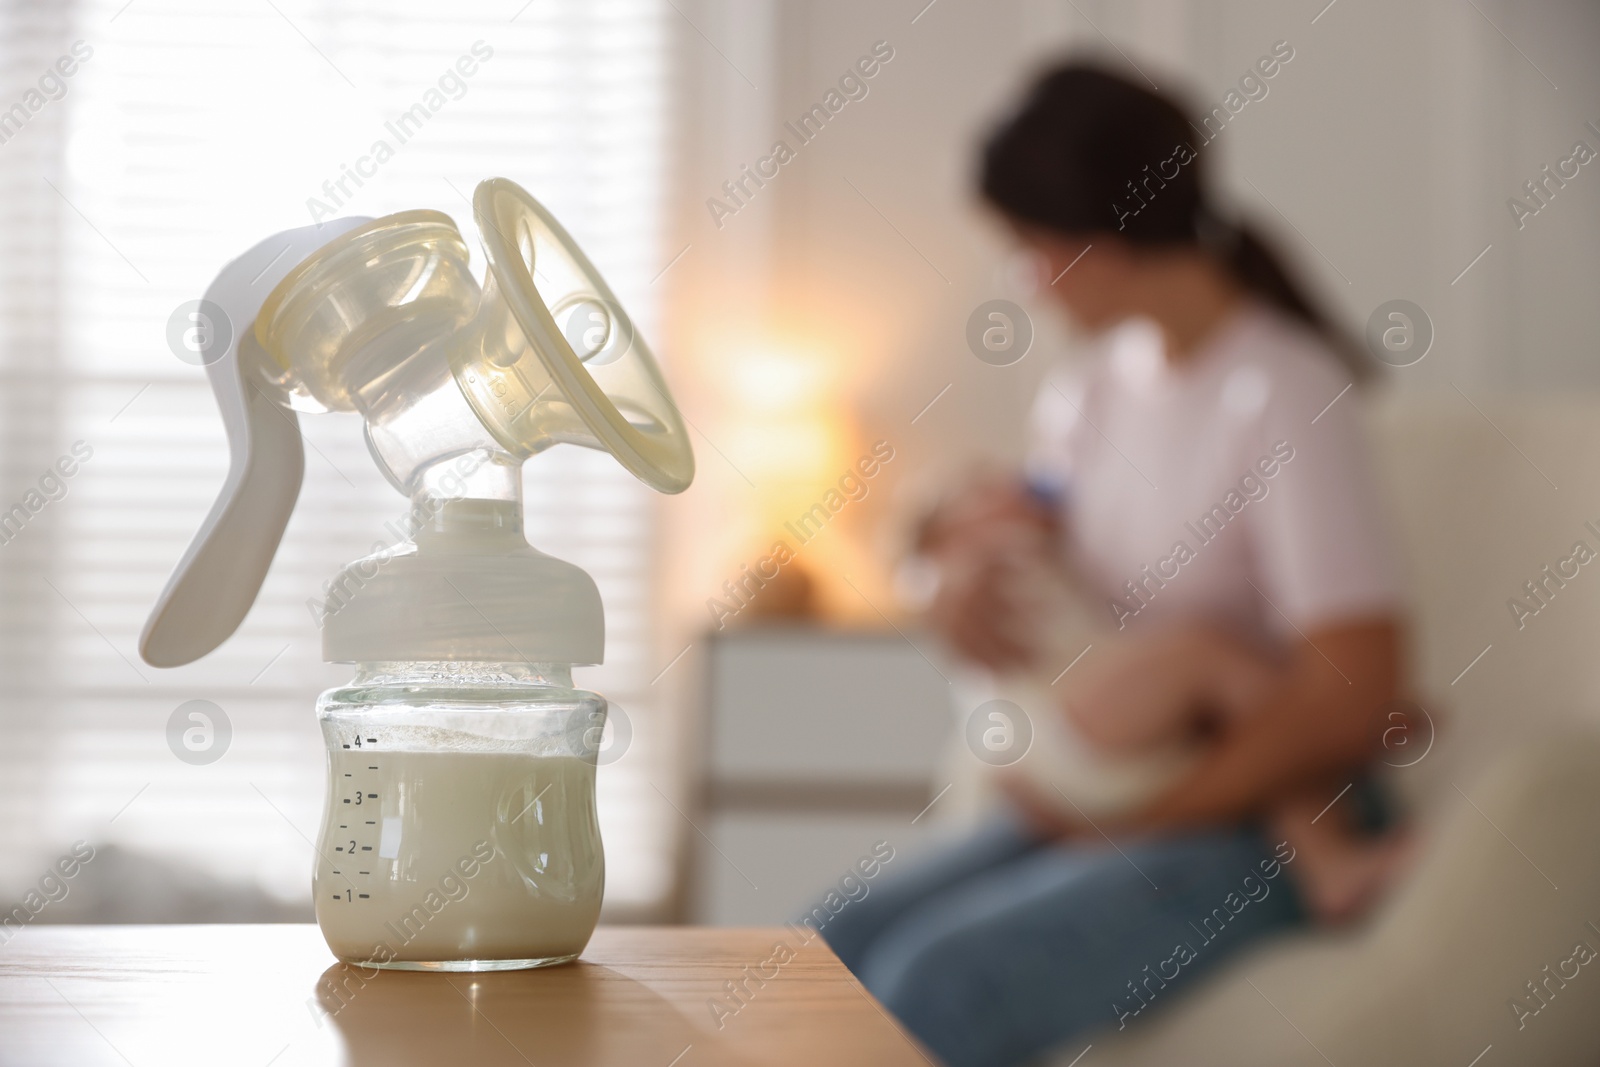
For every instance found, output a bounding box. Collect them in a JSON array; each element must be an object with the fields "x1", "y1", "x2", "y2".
[{"x1": 687, "y1": 626, "x2": 958, "y2": 925}]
